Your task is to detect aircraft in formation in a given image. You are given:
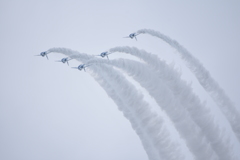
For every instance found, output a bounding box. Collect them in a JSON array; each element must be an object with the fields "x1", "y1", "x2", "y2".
[
  {"x1": 37, "y1": 32, "x2": 140, "y2": 69},
  {"x1": 96, "y1": 51, "x2": 112, "y2": 60},
  {"x1": 35, "y1": 52, "x2": 90, "y2": 71},
  {"x1": 72, "y1": 64, "x2": 91, "y2": 72},
  {"x1": 35, "y1": 51, "x2": 50, "y2": 59},
  {"x1": 55, "y1": 57, "x2": 72, "y2": 66},
  {"x1": 123, "y1": 32, "x2": 140, "y2": 41}
]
